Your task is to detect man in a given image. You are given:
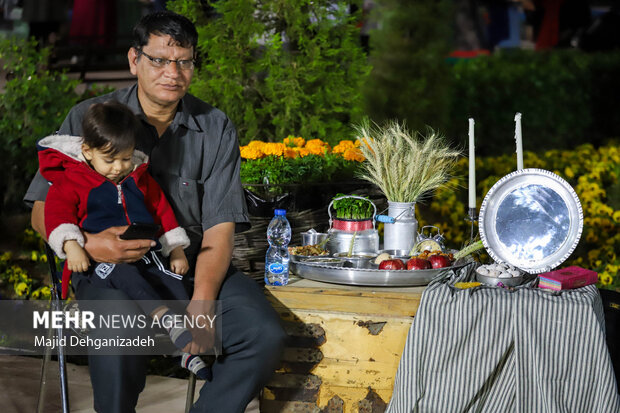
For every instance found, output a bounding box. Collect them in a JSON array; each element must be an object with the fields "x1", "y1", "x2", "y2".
[{"x1": 24, "y1": 11, "x2": 286, "y2": 413}]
